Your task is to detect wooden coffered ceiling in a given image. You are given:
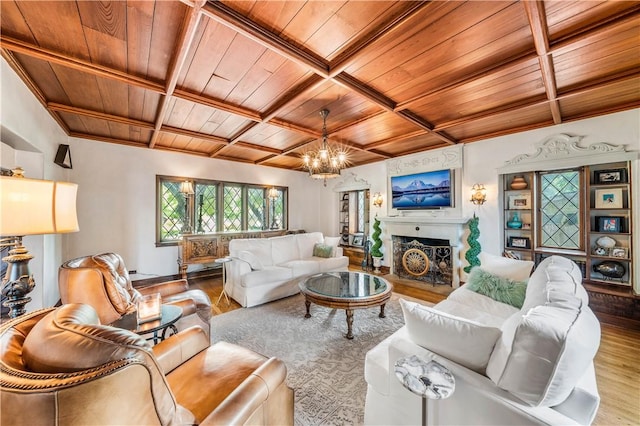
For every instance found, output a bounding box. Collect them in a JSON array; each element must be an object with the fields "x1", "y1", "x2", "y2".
[{"x1": 1, "y1": 1, "x2": 639, "y2": 171}]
